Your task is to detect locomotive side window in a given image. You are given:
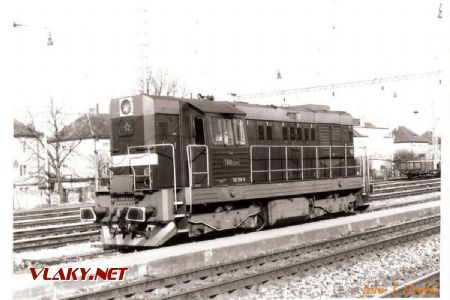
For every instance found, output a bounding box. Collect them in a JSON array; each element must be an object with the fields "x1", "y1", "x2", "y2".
[
  {"x1": 282, "y1": 126, "x2": 288, "y2": 140},
  {"x1": 233, "y1": 119, "x2": 247, "y2": 145},
  {"x1": 304, "y1": 127, "x2": 310, "y2": 141},
  {"x1": 297, "y1": 127, "x2": 303, "y2": 141},
  {"x1": 266, "y1": 123, "x2": 273, "y2": 140},
  {"x1": 257, "y1": 125, "x2": 265, "y2": 140},
  {"x1": 290, "y1": 126, "x2": 296, "y2": 140},
  {"x1": 342, "y1": 125, "x2": 353, "y2": 143},
  {"x1": 211, "y1": 117, "x2": 224, "y2": 145}
]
